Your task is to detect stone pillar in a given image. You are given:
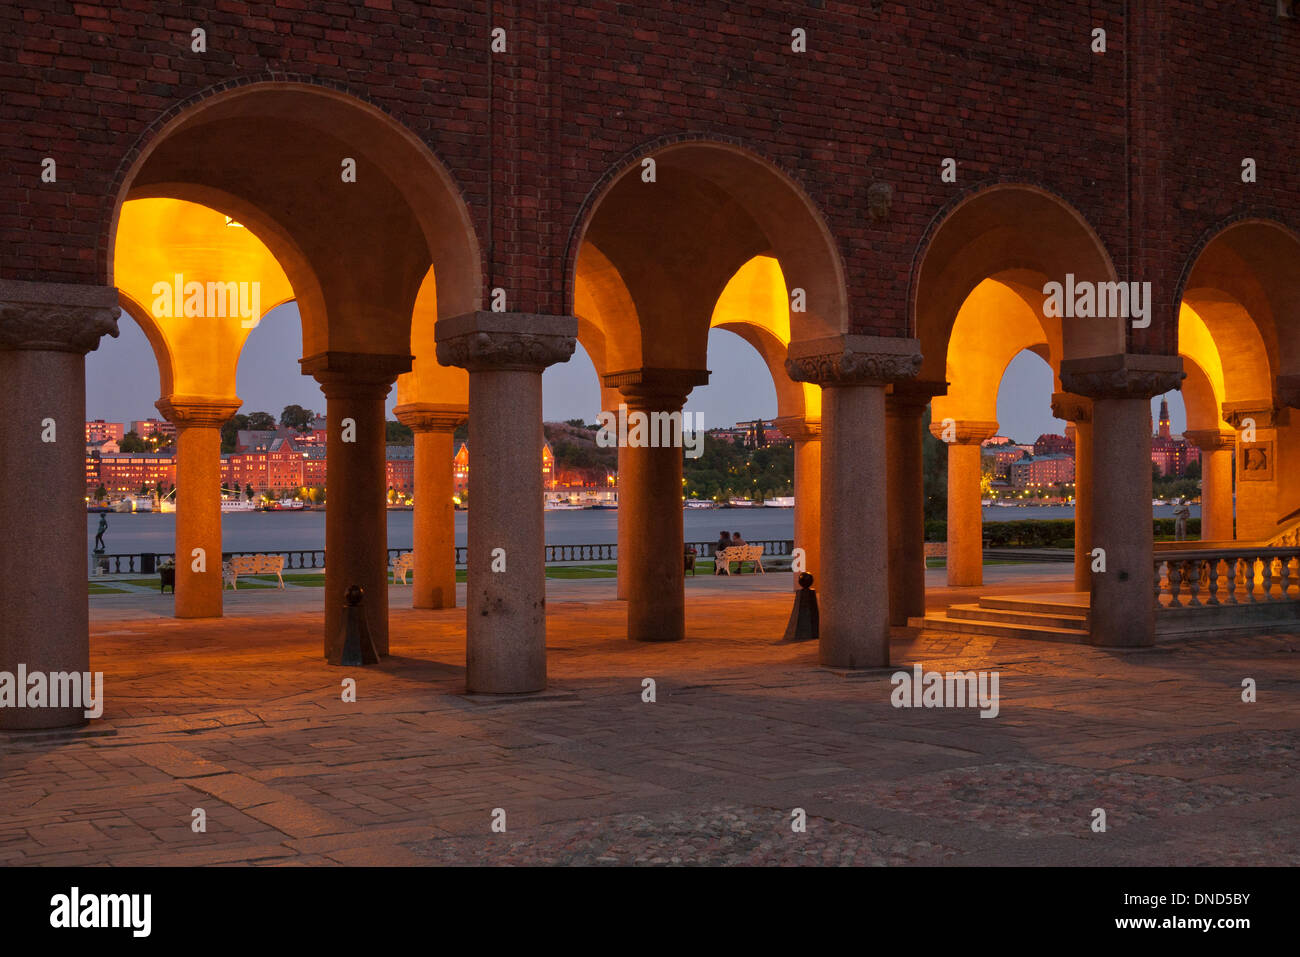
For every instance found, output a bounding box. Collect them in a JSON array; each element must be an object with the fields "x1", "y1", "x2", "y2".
[
  {"x1": 774, "y1": 415, "x2": 822, "y2": 590},
  {"x1": 0, "y1": 280, "x2": 118, "y2": 730},
  {"x1": 603, "y1": 368, "x2": 709, "y2": 643},
  {"x1": 302, "y1": 352, "x2": 411, "y2": 662},
  {"x1": 886, "y1": 383, "x2": 943, "y2": 623},
  {"x1": 1053, "y1": 392, "x2": 1093, "y2": 590},
  {"x1": 394, "y1": 403, "x2": 466, "y2": 609},
  {"x1": 1061, "y1": 354, "x2": 1184, "y2": 648},
  {"x1": 615, "y1": 435, "x2": 630, "y2": 600},
  {"x1": 1223, "y1": 404, "x2": 1277, "y2": 543},
  {"x1": 1184, "y1": 429, "x2": 1236, "y2": 542},
  {"x1": 931, "y1": 419, "x2": 998, "y2": 587},
  {"x1": 157, "y1": 396, "x2": 241, "y2": 619},
  {"x1": 436, "y1": 312, "x2": 577, "y2": 692},
  {"x1": 787, "y1": 335, "x2": 922, "y2": 669}
]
